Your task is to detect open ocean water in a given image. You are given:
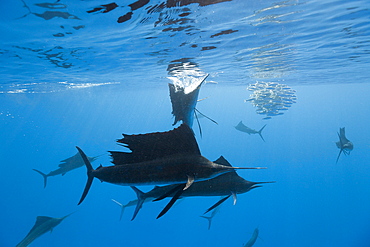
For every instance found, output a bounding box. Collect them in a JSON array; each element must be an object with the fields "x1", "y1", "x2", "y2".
[{"x1": 1, "y1": 0, "x2": 370, "y2": 246}]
